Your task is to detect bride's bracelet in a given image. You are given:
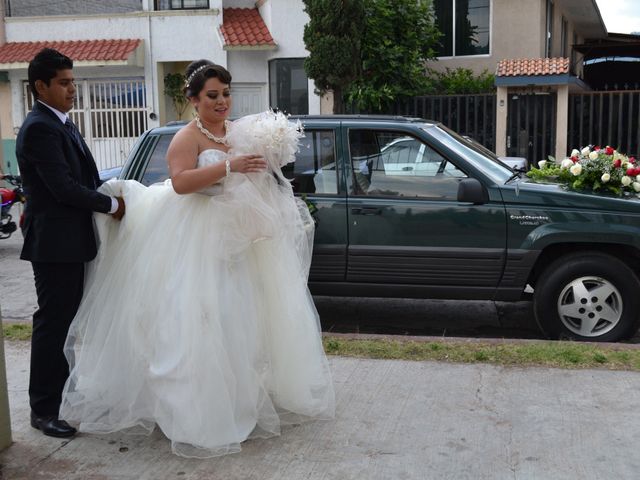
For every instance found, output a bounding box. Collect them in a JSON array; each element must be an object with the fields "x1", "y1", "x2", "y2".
[{"x1": 225, "y1": 159, "x2": 231, "y2": 177}]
